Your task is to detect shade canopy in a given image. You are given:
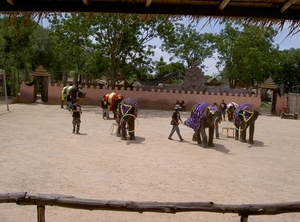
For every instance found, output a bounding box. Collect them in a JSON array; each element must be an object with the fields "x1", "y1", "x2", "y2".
[{"x1": 0, "y1": 0, "x2": 299, "y2": 22}]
